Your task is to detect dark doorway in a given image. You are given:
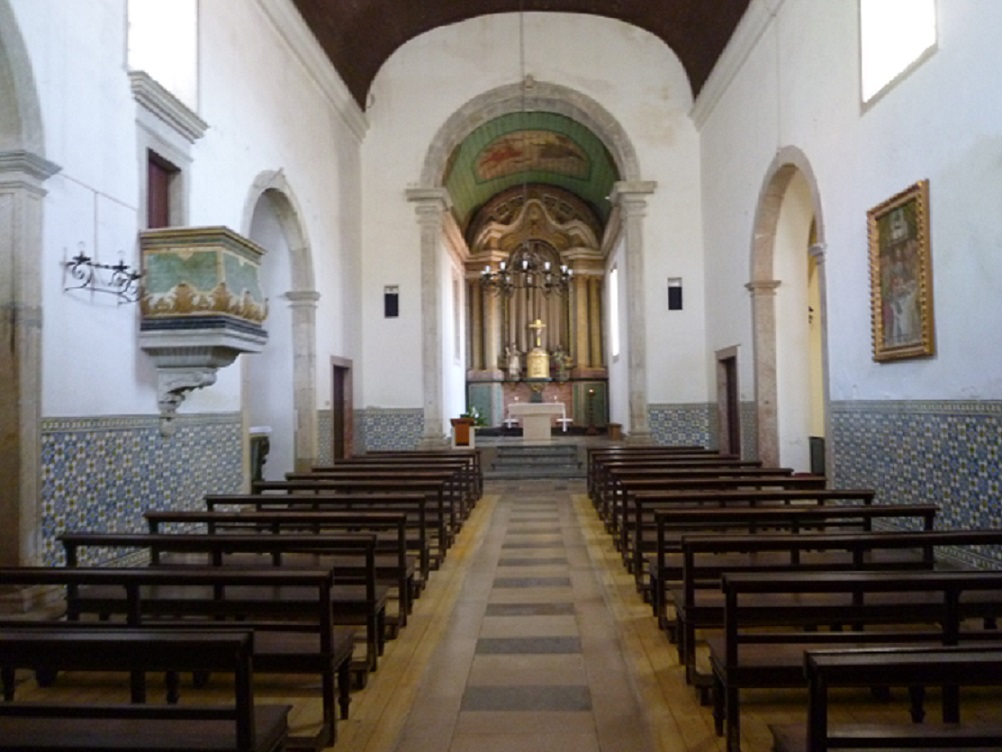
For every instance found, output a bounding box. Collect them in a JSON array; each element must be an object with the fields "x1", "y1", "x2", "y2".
[
  {"x1": 719, "y1": 354, "x2": 741, "y2": 456},
  {"x1": 331, "y1": 357, "x2": 353, "y2": 459}
]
